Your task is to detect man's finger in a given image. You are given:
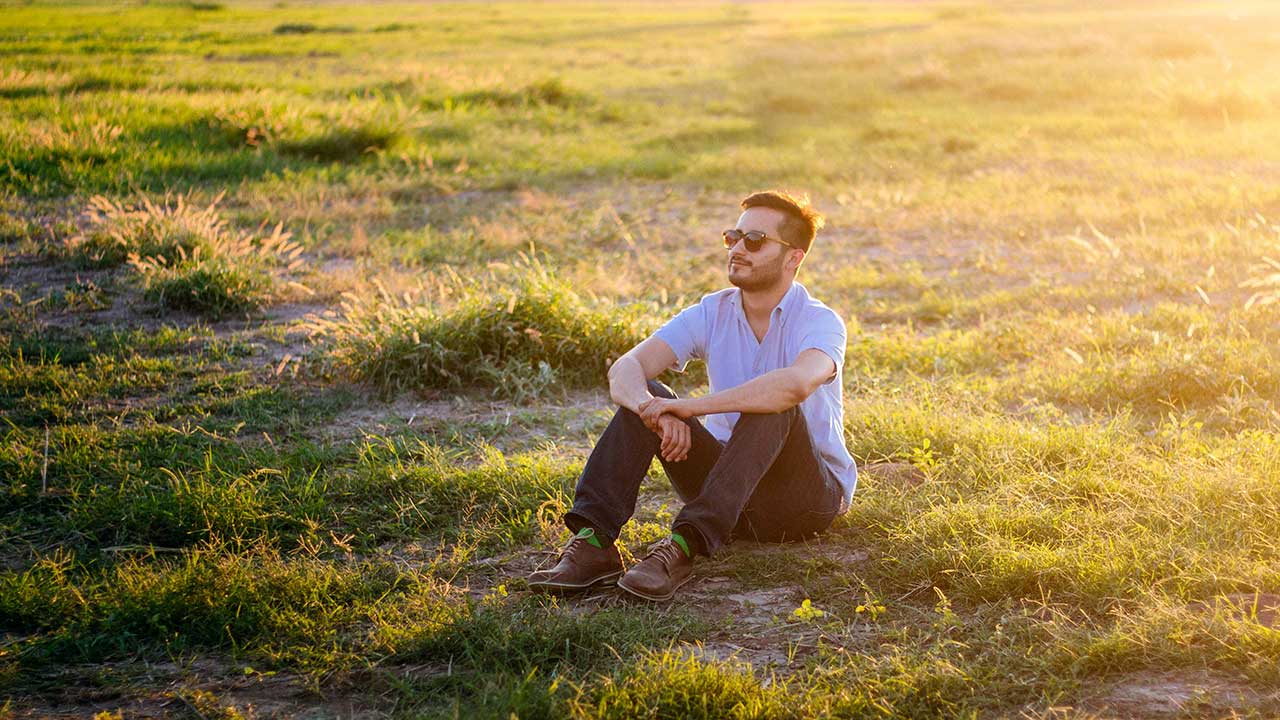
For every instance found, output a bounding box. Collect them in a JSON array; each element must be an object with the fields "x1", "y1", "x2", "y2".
[
  {"x1": 662, "y1": 426, "x2": 675, "y2": 462},
  {"x1": 666, "y1": 423, "x2": 685, "y2": 463},
  {"x1": 667, "y1": 421, "x2": 684, "y2": 462}
]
